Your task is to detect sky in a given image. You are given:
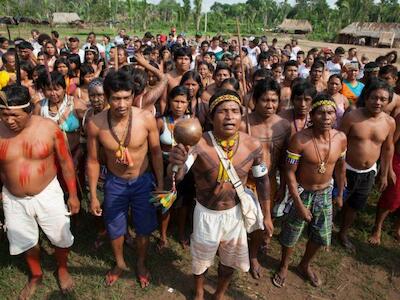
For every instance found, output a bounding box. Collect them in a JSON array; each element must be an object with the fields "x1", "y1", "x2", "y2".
[{"x1": 148, "y1": 0, "x2": 337, "y2": 12}]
